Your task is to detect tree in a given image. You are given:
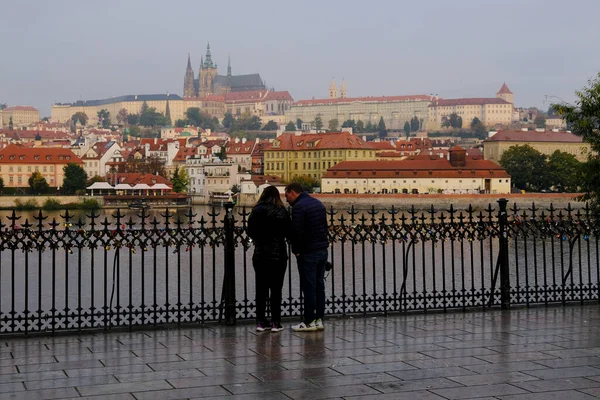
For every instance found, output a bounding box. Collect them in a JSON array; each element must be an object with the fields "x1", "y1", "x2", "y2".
[
  {"x1": 86, "y1": 175, "x2": 105, "y2": 186},
  {"x1": 403, "y1": 121, "x2": 411, "y2": 138},
  {"x1": 127, "y1": 114, "x2": 139, "y2": 125},
  {"x1": 314, "y1": 115, "x2": 323, "y2": 131},
  {"x1": 328, "y1": 119, "x2": 339, "y2": 131},
  {"x1": 410, "y1": 116, "x2": 420, "y2": 132},
  {"x1": 534, "y1": 115, "x2": 547, "y2": 129},
  {"x1": 9, "y1": 116, "x2": 13, "y2": 130},
  {"x1": 0, "y1": 177, "x2": 4, "y2": 193},
  {"x1": 71, "y1": 112, "x2": 88, "y2": 126},
  {"x1": 170, "y1": 166, "x2": 190, "y2": 193},
  {"x1": 263, "y1": 120, "x2": 278, "y2": 130},
  {"x1": 28, "y1": 172, "x2": 50, "y2": 194},
  {"x1": 230, "y1": 184, "x2": 240, "y2": 194},
  {"x1": 185, "y1": 107, "x2": 218, "y2": 130},
  {"x1": 97, "y1": 109, "x2": 110, "y2": 128},
  {"x1": 553, "y1": 73, "x2": 600, "y2": 207},
  {"x1": 62, "y1": 163, "x2": 88, "y2": 194},
  {"x1": 285, "y1": 121, "x2": 296, "y2": 131},
  {"x1": 499, "y1": 144, "x2": 549, "y2": 192},
  {"x1": 547, "y1": 150, "x2": 582, "y2": 192},
  {"x1": 222, "y1": 111, "x2": 235, "y2": 129},
  {"x1": 471, "y1": 117, "x2": 486, "y2": 134},
  {"x1": 355, "y1": 120, "x2": 364, "y2": 133},
  {"x1": 175, "y1": 119, "x2": 186, "y2": 128},
  {"x1": 289, "y1": 175, "x2": 319, "y2": 192},
  {"x1": 146, "y1": 154, "x2": 167, "y2": 177},
  {"x1": 341, "y1": 119, "x2": 356, "y2": 129},
  {"x1": 377, "y1": 117, "x2": 387, "y2": 138},
  {"x1": 0, "y1": 103, "x2": 6, "y2": 110},
  {"x1": 296, "y1": 118, "x2": 303, "y2": 131},
  {"x1": 116, "y1": 108, "x2": 129, "y2": 126},
  {"x1": 140, "y1": 106, "x2": 167, "y2": 127},
  {"x1": 235, "y1": 112, "x2": 262, "y2": 131},
  {"x1": 140, "y1": 101, "x2": 149, "y2": 115}
]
